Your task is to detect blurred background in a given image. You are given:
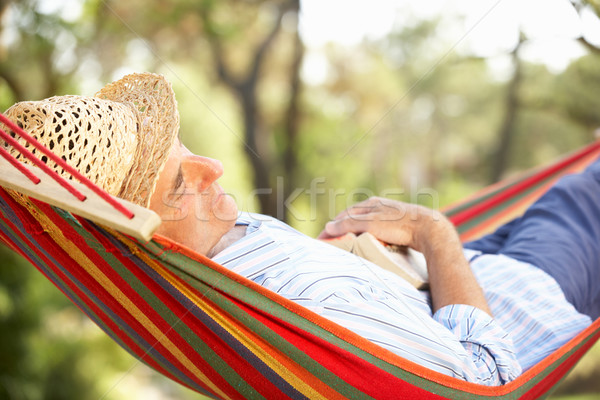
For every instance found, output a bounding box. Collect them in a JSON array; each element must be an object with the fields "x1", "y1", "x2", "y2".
[{"x1": 1, "y1": 0, "x2": 600, "y2": 398}]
